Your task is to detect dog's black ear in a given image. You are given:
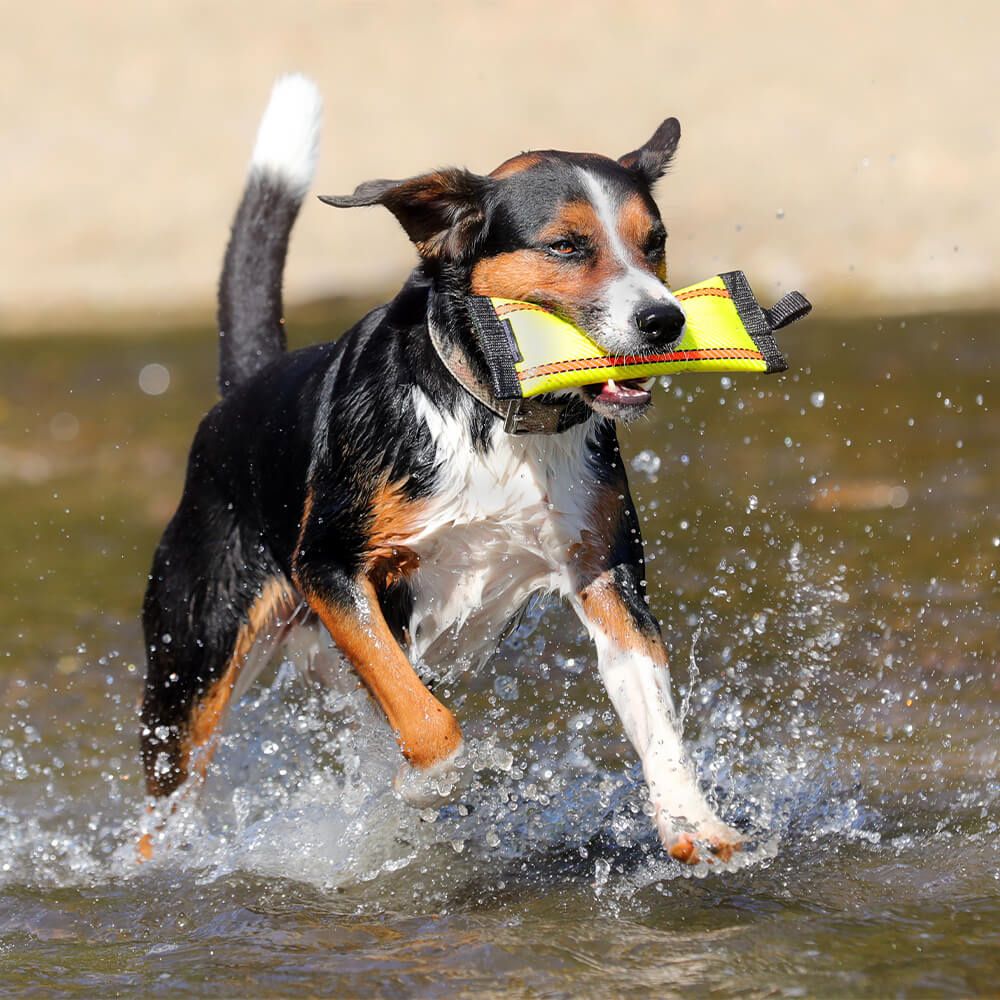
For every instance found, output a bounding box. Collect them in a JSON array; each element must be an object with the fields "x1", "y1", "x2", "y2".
[
  {"x1": 319, "y1": 168, "x2": 492, "y2": 260},
  {"x1": 618, "y1": 118, "x2": 681, "y2": 185}
]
